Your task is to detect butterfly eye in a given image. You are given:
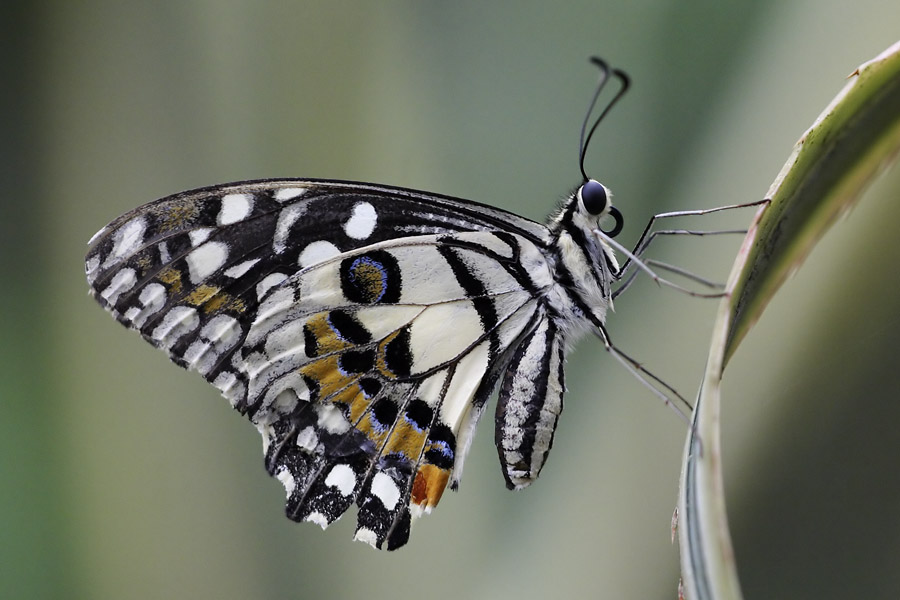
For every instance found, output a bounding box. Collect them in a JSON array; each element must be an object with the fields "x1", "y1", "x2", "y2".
[{"x1": 579, "y1": 180, "x2": 608, "y2": 215}]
